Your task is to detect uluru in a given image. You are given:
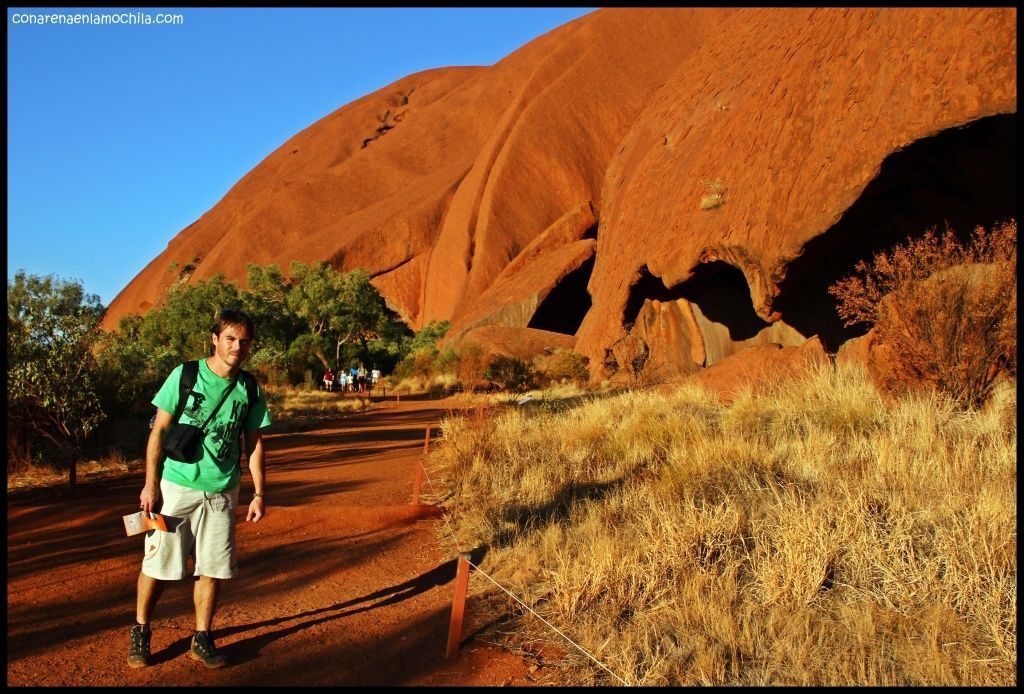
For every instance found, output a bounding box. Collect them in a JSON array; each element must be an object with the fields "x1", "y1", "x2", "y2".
[{"x1": 101, "y1": 7, "x2": 1017, "y2": 382}]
